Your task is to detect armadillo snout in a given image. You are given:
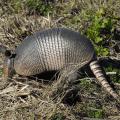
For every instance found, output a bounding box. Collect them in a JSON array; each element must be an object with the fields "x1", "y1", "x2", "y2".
[{"x1": 3, "y1": 57, "x2": 15, "y2": 80}]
